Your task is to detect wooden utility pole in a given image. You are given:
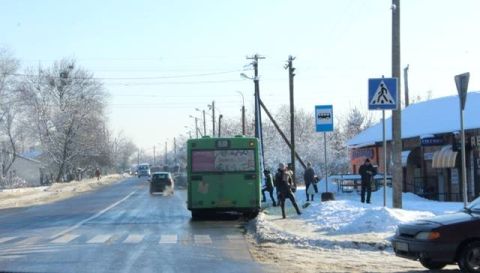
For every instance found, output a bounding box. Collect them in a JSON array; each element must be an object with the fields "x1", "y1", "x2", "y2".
[
  {"x1": 392, "y1": 0, "x2": 403, "y2": 208},
  {"x1": 286, "y1": 55, "x2": 296, "y2": 182},
  {"x1": 247, "y1": 54, "x2": 266, "y2": 165},
  {"x1": 210, "y1": 101, "x2": 216, "y2": 136}
]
